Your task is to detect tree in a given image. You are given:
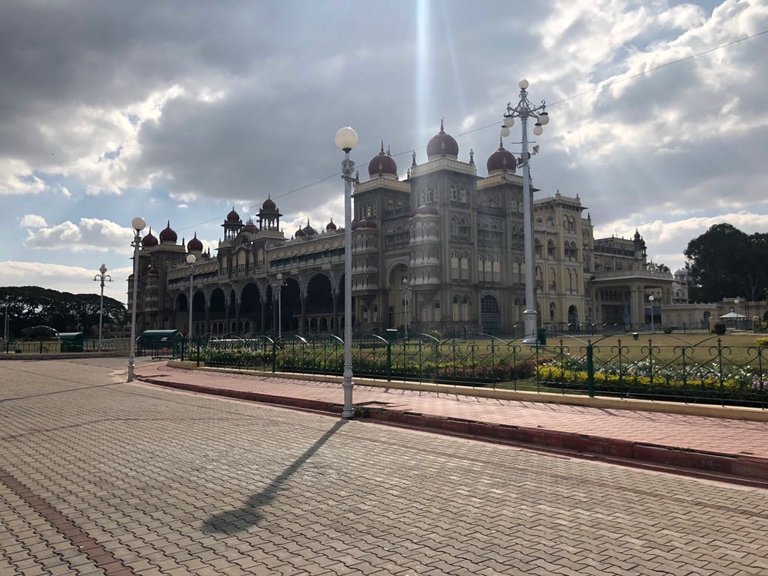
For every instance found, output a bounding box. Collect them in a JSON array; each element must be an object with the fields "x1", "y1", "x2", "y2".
[
  {"x1": 0, "y1": 286, "x2": 128, "y2": 338},
  {"x1": 684, "y1": 224, "x2": 768, "y2": 303}
]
